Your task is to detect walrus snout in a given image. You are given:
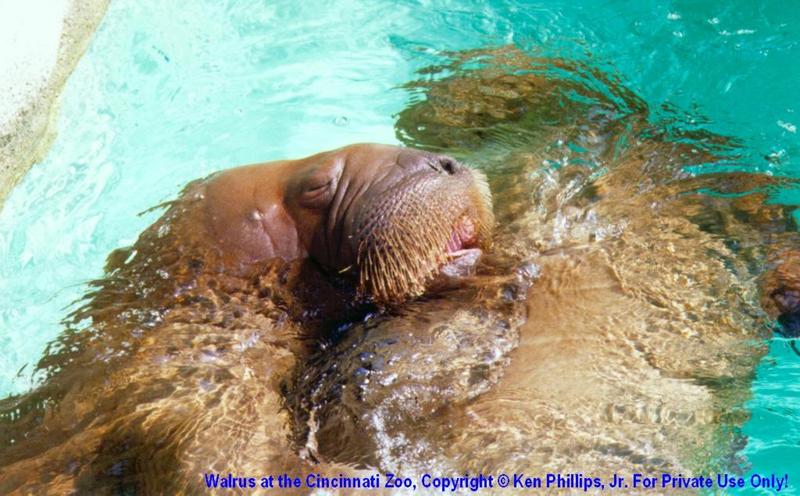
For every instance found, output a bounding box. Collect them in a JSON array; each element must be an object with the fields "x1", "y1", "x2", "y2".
[{"x1": 342, "y1": 149, "x2": 494, "y2": 304}]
